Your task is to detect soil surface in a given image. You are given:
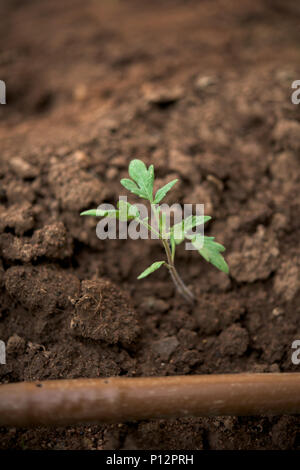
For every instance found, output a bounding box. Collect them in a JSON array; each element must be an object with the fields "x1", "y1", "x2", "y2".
[{"x1": 1, "y1": 0, "x2": 300, "y2": 450}]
